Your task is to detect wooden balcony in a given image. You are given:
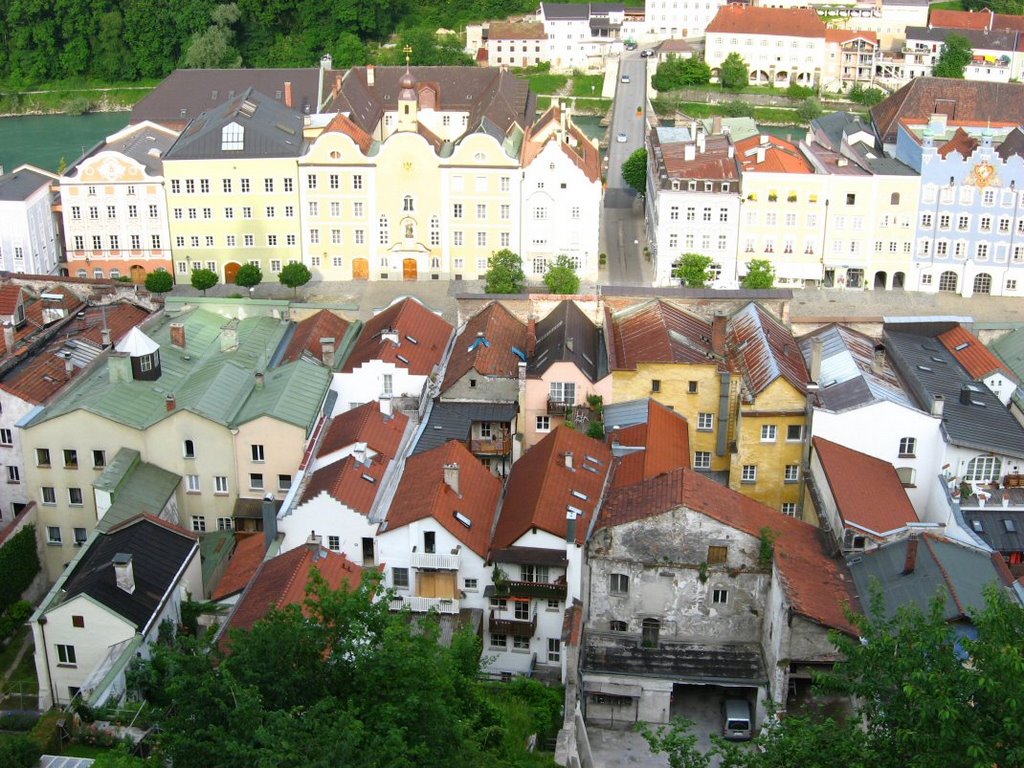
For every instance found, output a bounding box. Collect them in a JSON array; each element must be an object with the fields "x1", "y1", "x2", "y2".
[
  {"x1": 547, "y1": 398, "x2": 573, "y2": 415},
  {"x1": 470, "y1": 436, "x2": 512, "y2": 456},
  {"x1": 410, "y1": 551, "x2": 460, "y2": 570},
  {"x1": 489, "y1": 609, "x2": 537, "y2": 638},
  {"x1": 495, "y1": 579, "x2": 567, "y2": 601},
  {"x1": 390, "y1": 595, "x2": 460, "y2": 614}
]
